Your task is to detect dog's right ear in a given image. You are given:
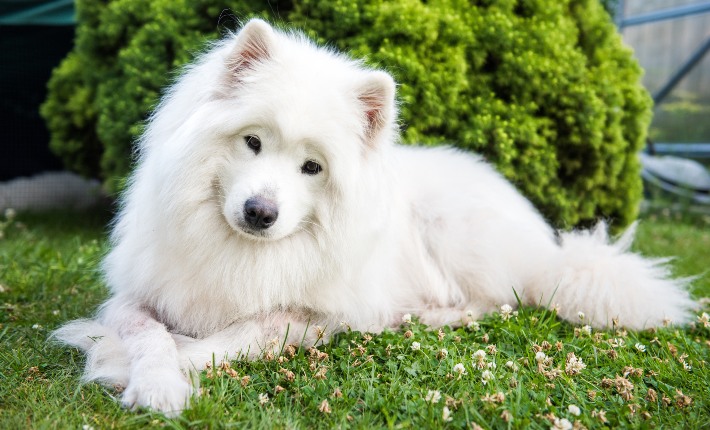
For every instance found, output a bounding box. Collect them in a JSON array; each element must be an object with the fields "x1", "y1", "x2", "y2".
[
  {"x1": 356, "y1": 71, "x2": 397, "y2": 147},
  {"x1": 225, "y1": 19, "x2": 275, "y2": 83}
]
